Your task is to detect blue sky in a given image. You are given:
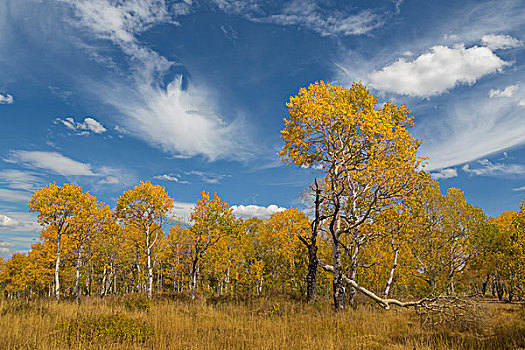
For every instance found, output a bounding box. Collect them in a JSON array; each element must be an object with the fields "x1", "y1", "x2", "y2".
[{"x1": 1, "y1": 0, "x2": 524, "y2": 258}]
